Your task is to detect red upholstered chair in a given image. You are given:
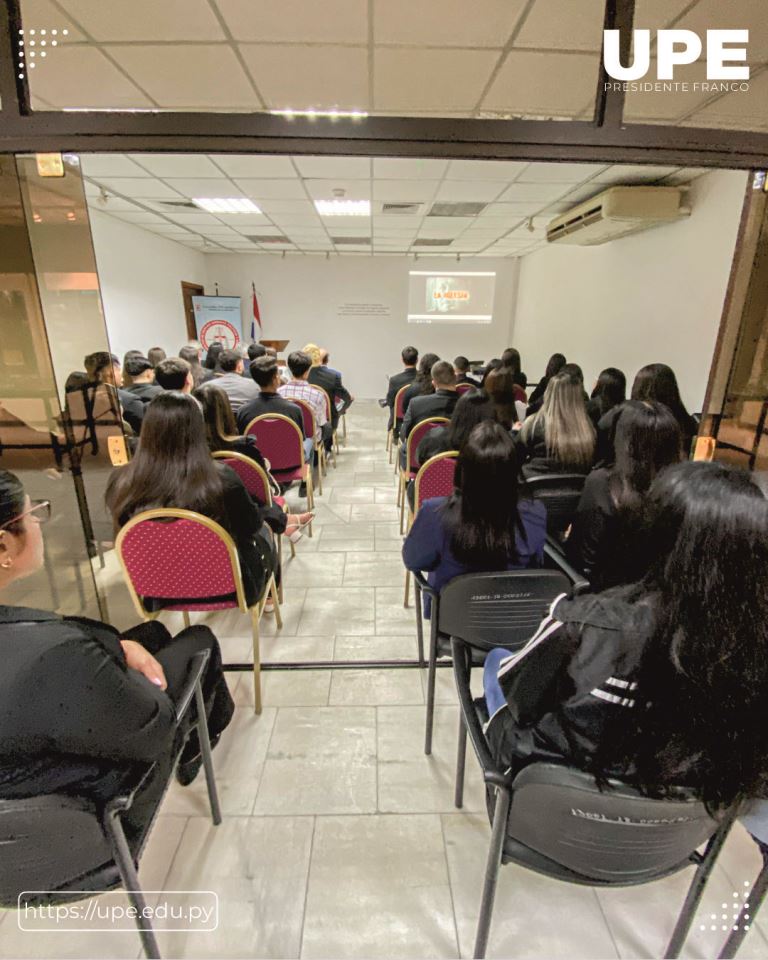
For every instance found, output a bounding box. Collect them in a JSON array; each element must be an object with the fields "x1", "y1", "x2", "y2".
[
  {"x1": 404, "y1": 451, "x2": 458, "y2": 608},
  {"x1": 116, "y1": 508, "x2": 280, "y2": 714},
  {"x1": 389, "y1": 384, "x2": 411, "y2": 467},
  {"x1": 398, "y1": 417, "x2": 450, "y2": 533},
  {"x1": 244, "y1": 413, "x2": 314, "y2": 532},
  {"x1": 455, "y1": 383, "x2": 474, "y2": 397},
  {"x1": 291, "y1": 397, "x2": 326, "y2": 492}
]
